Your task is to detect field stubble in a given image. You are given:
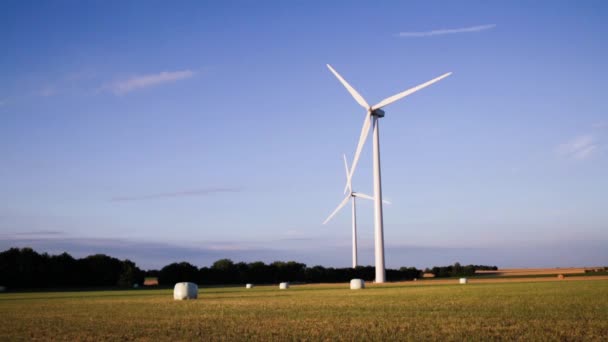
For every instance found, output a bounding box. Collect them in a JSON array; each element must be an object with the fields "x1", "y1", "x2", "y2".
[{"x1": 0, "y1": 278, "x2": 606, "y2": 341}]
